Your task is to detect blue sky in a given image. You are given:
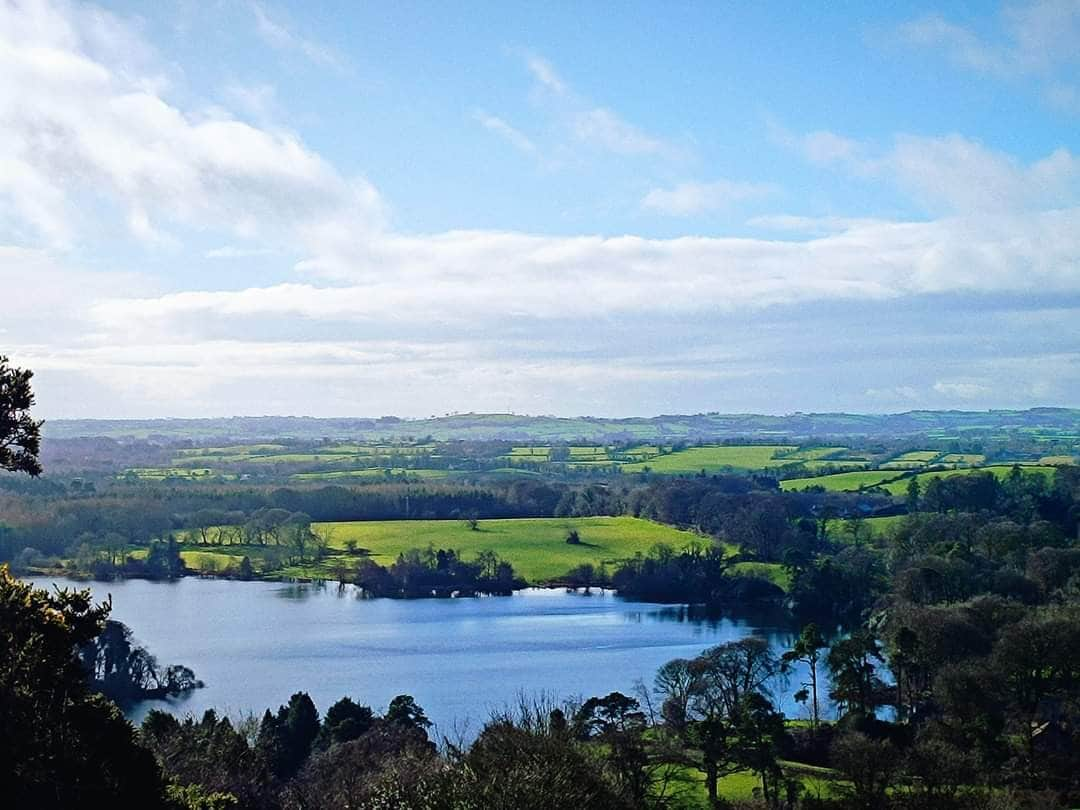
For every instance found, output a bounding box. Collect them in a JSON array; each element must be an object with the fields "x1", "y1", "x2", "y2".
[{"x1": 2, "y1": 0, "x2": 1079, "y2": 418}]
